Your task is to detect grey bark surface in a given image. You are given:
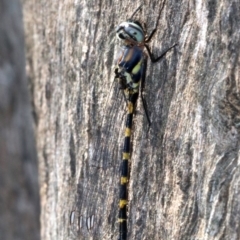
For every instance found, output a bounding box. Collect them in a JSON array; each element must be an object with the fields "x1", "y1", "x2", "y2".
[
  {"x1": 0, "y1": 0, "x2": 40, "y2": 240},
  {"x1": 23, "y1": 0, "x2": 240, "y2": 240}
]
